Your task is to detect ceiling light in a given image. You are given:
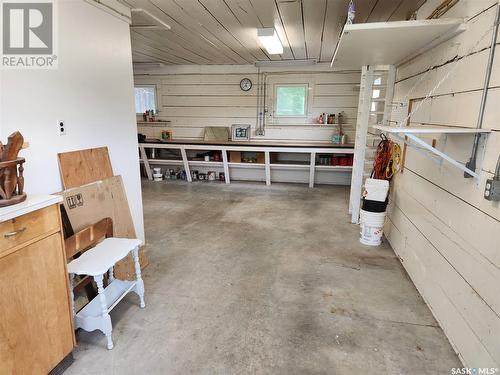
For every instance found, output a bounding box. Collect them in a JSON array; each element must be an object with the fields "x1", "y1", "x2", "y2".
[
  {"x1": 133, "y1": 62, "x2": 164, "y2": 70},
  {"x1": 257, "y1": 28, "x2": 283, "y2": 55},
  {"x1": 131, "y1": 9, "x2": 171, "y2": 30}
]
